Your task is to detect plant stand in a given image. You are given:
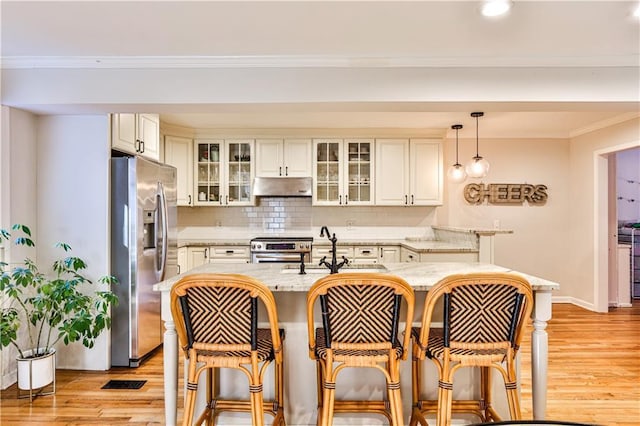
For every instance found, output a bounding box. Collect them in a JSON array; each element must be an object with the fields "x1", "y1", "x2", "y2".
[{"x1": 16, "y1": 349, "x2": 56, "y2": 402}]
